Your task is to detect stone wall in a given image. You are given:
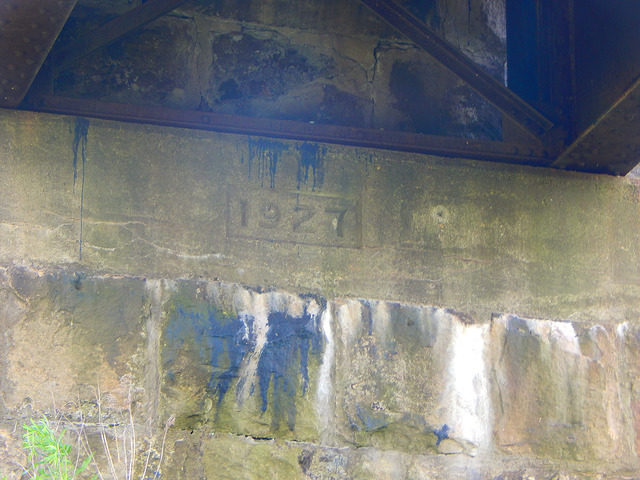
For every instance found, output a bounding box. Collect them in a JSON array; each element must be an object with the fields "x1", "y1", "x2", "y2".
[
  {"x1": 1, "y1": 109, "x2": 640, "y2": 478},
  {"x1": 51, "y1": 0, "x2": 505, "y2": 139}
]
